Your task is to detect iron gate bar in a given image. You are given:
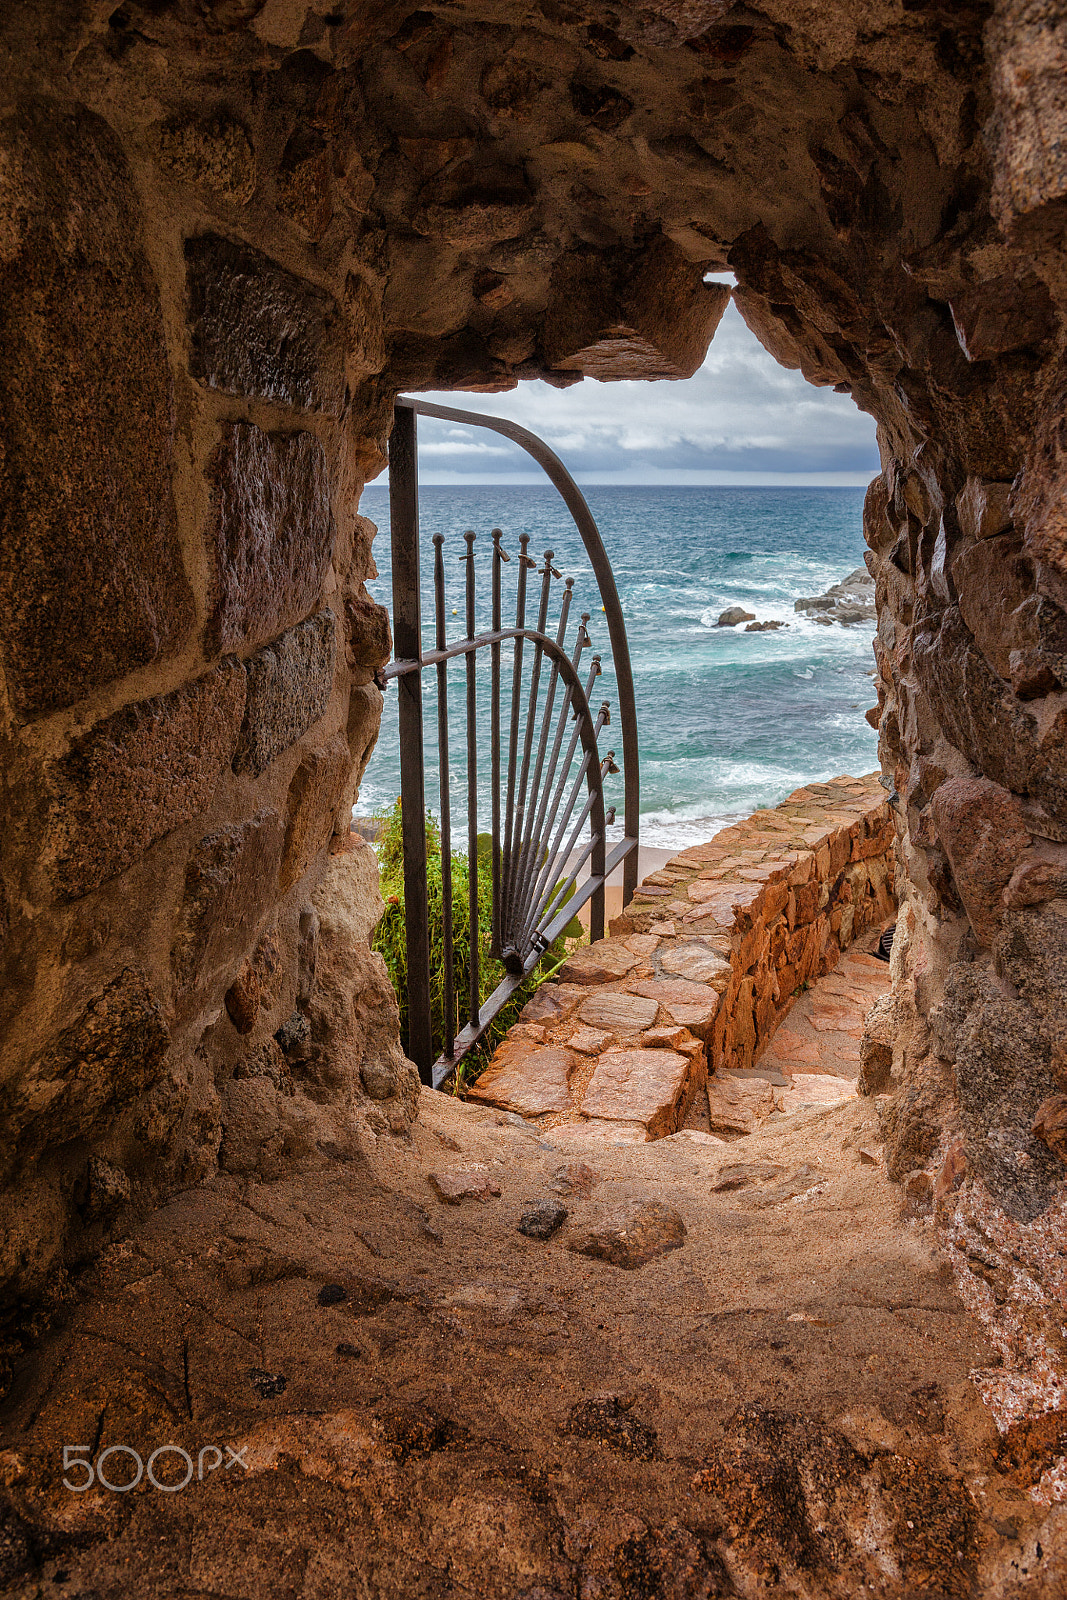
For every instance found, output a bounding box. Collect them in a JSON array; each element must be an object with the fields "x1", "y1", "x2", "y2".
[
  {"x1": 431, "y1": 533, "x2": 455, "y2": 1060},
  {"x1": 396, "y1": 396, "x2": 640, "y2": 909},
  {"x1": 426, "y1": 833, "x2": 638, "y2": 1088},
  {"x1": 386, "y1": 403, "x2": 432, "y2": 1076},
  {"x1": 383, "y1": 396, "x2": 640, "y2": 1090},
  {"x1": 383, "y1": 621, "x2": 615, "y2": 1085},
  {"x1": 464, "y1": 528, "x2": 479, "y2": 1029}
]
